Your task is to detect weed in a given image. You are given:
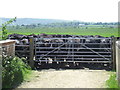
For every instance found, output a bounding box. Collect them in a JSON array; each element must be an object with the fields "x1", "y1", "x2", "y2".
[{"x1": 106, "y1": 73, "x2": 120, "y2": 88}]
